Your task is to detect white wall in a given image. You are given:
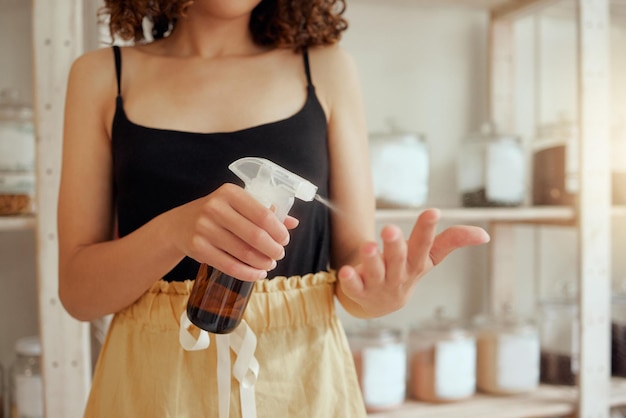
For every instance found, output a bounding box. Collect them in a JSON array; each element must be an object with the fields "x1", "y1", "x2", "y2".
[{"x1": 0, "y1": 3, "x2": 33, "y2": 104}]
